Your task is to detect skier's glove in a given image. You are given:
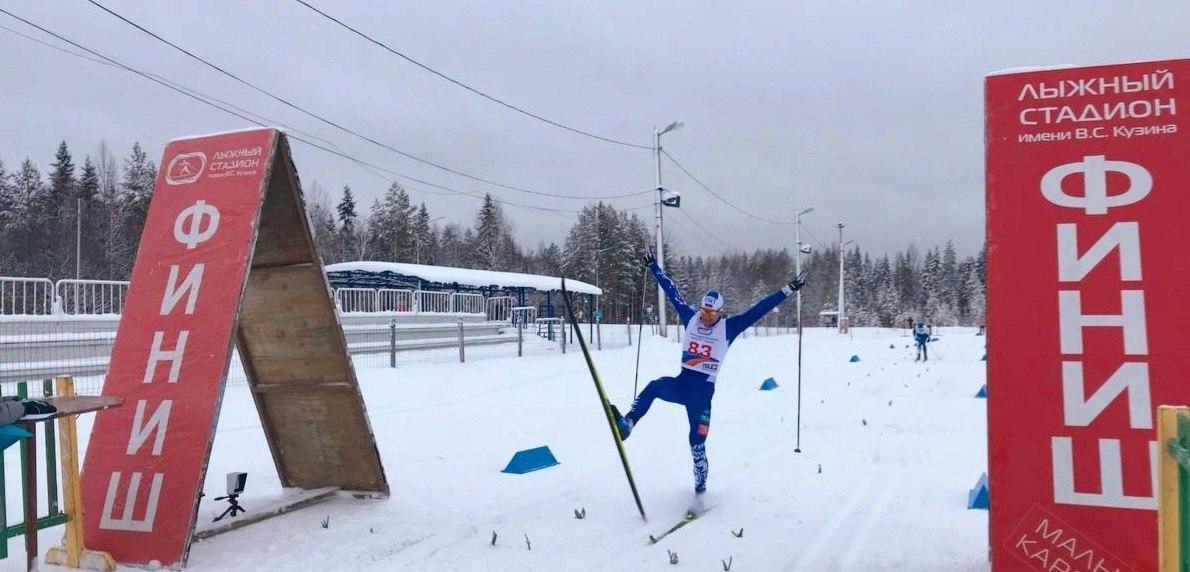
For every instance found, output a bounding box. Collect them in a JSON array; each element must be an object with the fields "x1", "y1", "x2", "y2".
[
  {"x1": 782, "y1": 269, "x2": 809, "y2": 295},
  {"x1": 642, "y1": 247, "x2": 657, "y2": 267}
]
